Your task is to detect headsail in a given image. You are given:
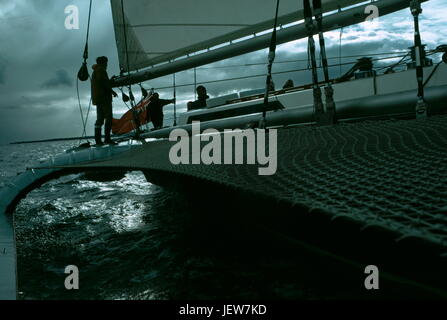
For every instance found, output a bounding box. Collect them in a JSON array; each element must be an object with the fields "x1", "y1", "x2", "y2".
[{"x1": 111, "y1": 0, "x2": 368, "y2": 72}]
